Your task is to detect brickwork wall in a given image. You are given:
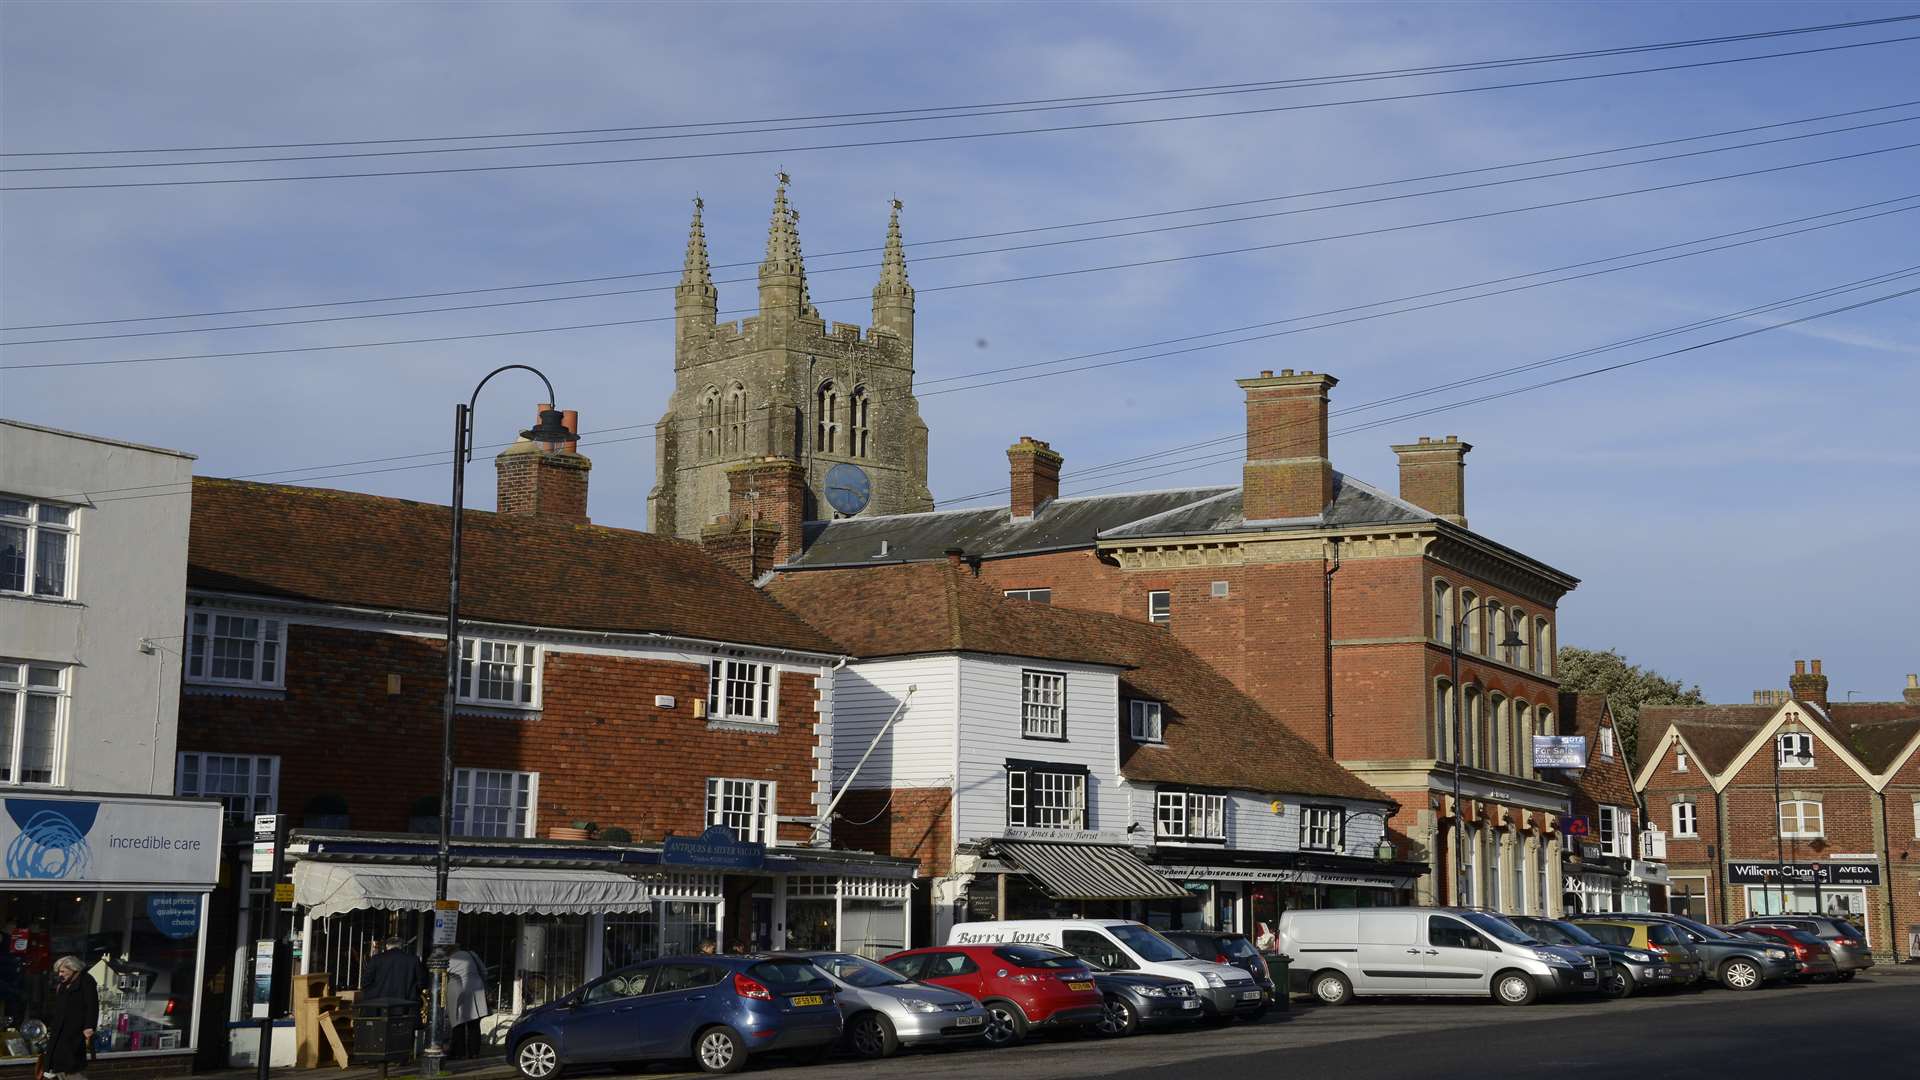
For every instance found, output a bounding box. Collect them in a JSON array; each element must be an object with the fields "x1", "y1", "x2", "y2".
[
  {"x1": 178, "y1": 623, "x2": 822, "y2": 843},
  {"x1": 832, "y1": 786, "x2": 955, "y2": 877}
]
